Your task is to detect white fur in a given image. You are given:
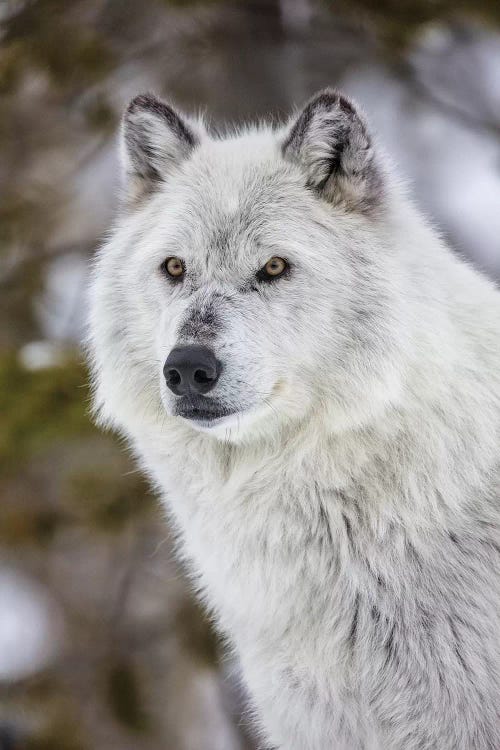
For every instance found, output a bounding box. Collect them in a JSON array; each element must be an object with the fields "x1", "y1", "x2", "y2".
[{"x1": 88, "y1": 91, "x2": 500, "y2": 749}]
